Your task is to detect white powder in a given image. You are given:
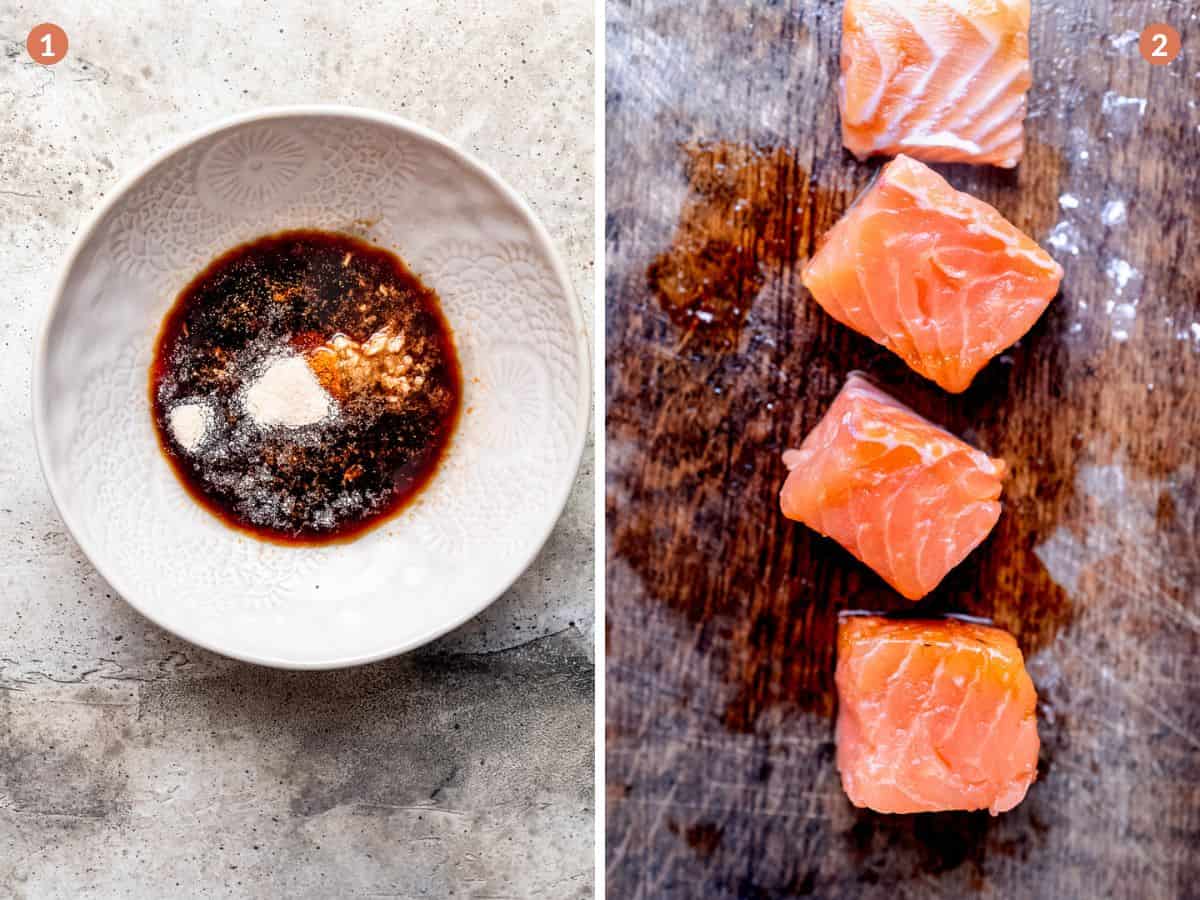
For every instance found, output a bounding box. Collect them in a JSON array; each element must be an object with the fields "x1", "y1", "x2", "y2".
[
  {"x1": 168, "y1": 401, "x2": 213, "y2": 452},
  {"x1": 243, "y1": 355, "x2": 335, "y2": 429}
]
